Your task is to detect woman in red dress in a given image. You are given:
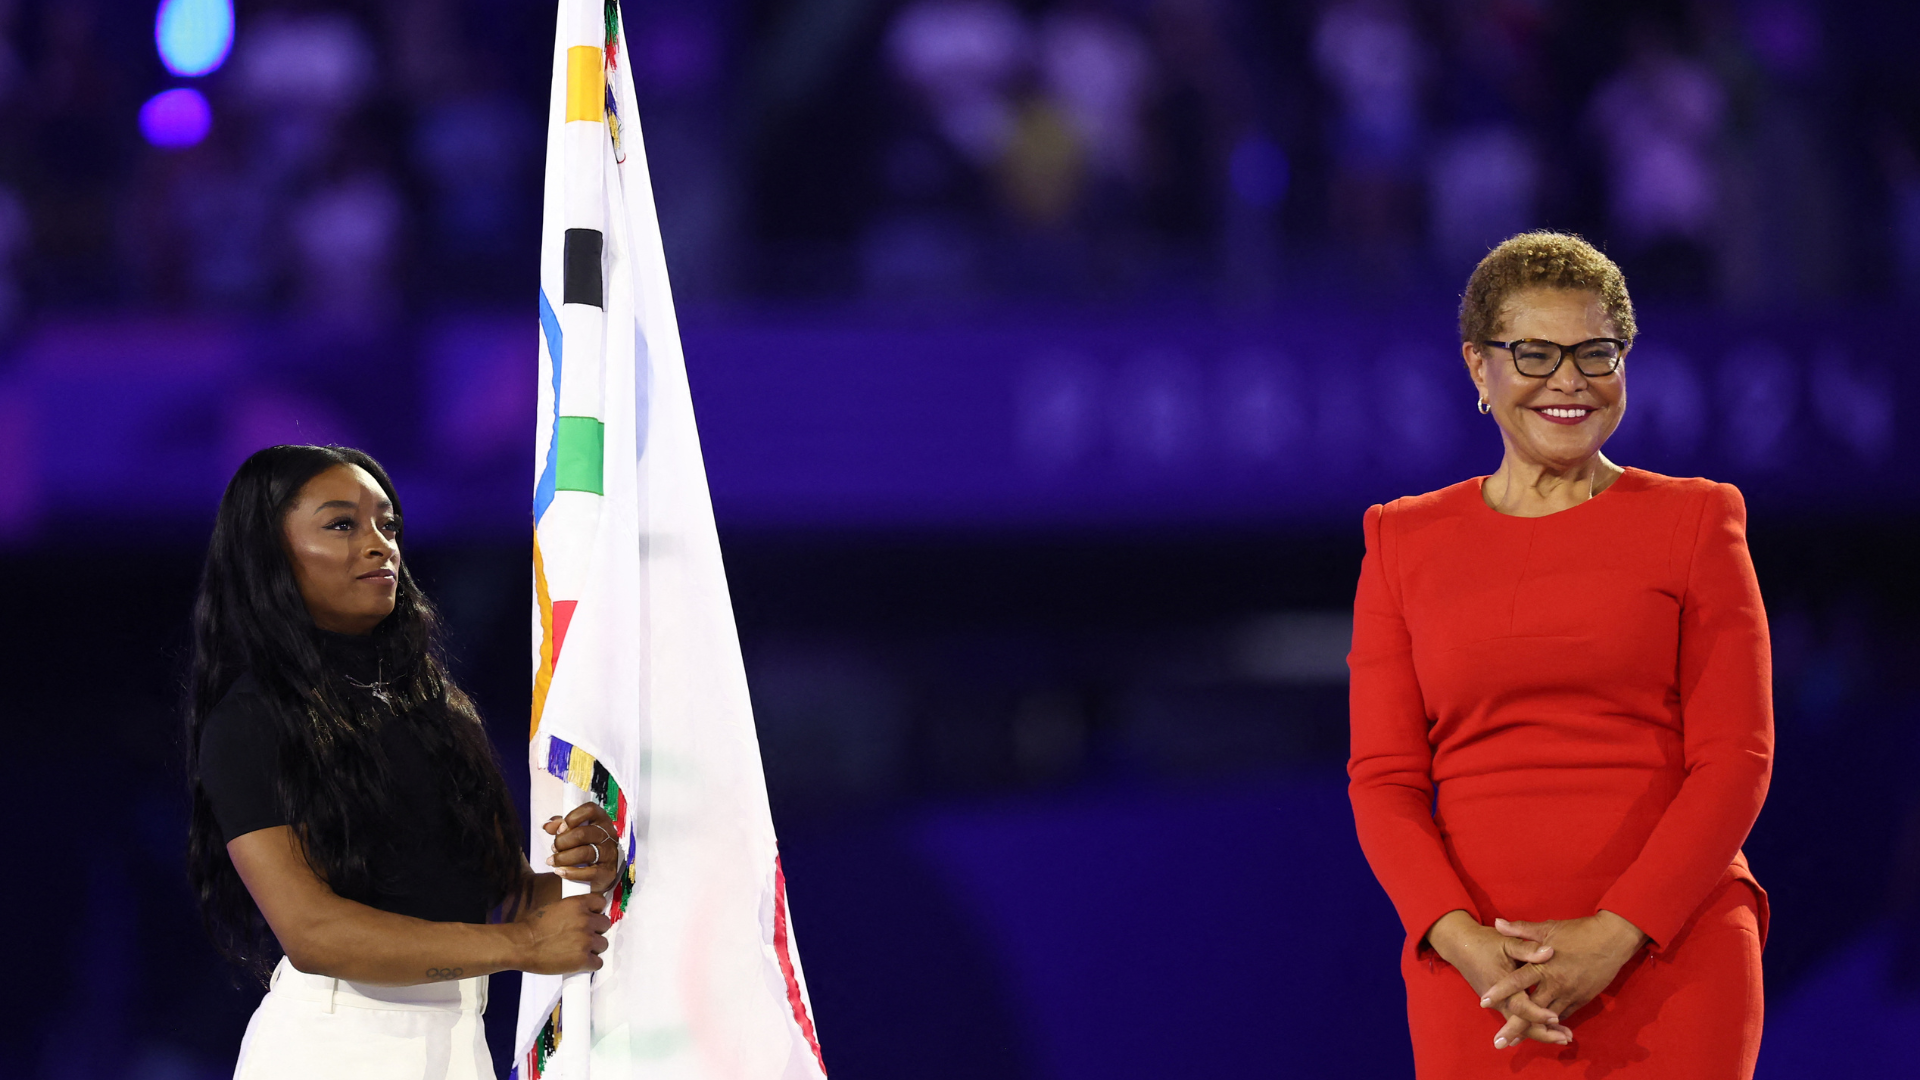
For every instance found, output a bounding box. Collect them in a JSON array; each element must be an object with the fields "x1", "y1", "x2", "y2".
[{"x1": 1348, "y1": 232, "x2": 1771, "y2": 1077}]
